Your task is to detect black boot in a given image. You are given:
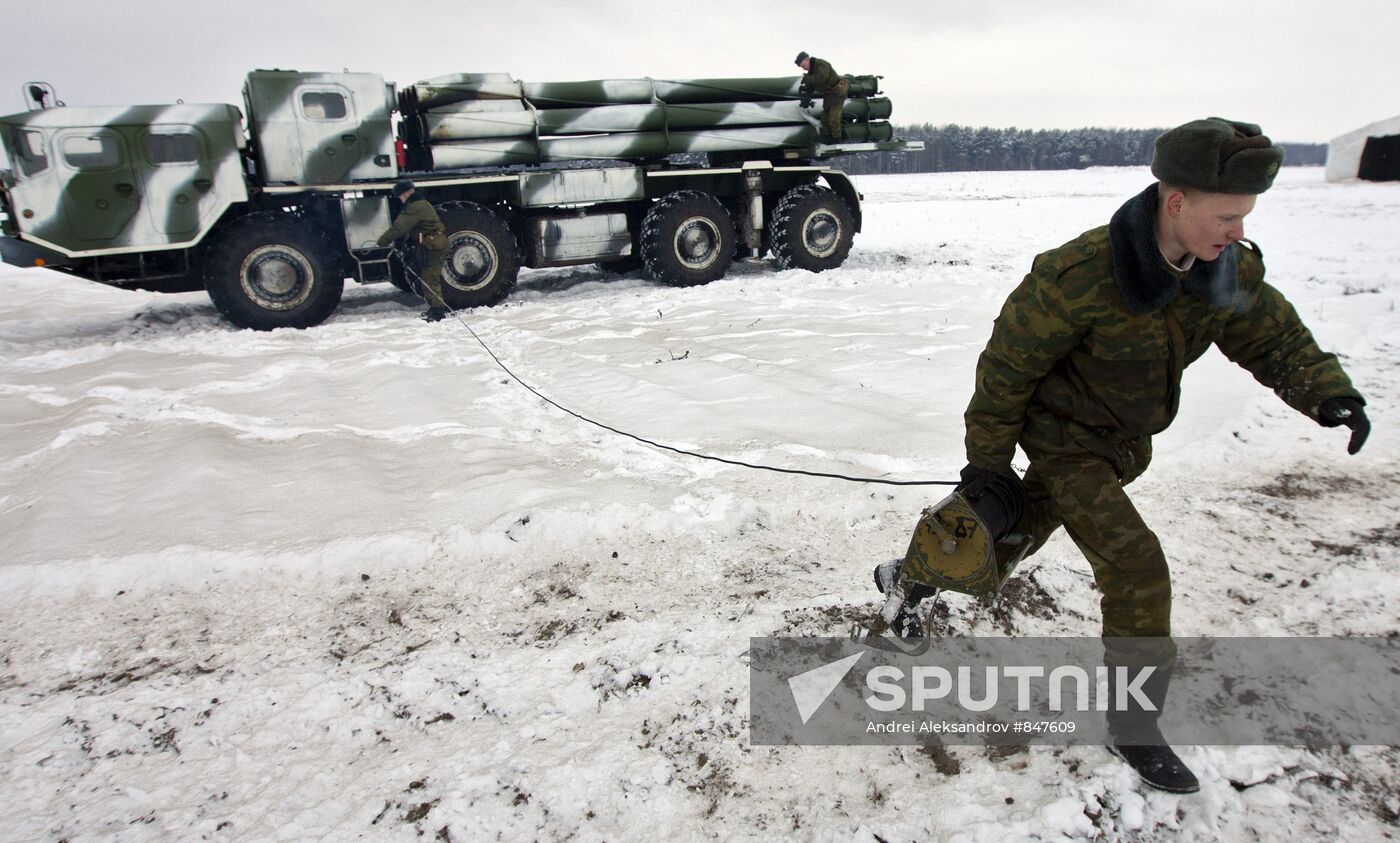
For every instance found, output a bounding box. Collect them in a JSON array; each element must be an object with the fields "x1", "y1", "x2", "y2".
[
  {"x1": 872, "y1": 559, "x2": 937, "y2": 637},
  {"x1": 1104, "y1": 645, "x2": 1199, "y2": 793},
  {"x1": 420, "y1": 307, "x2": 448, "y2": 323},
  {"x1": 1107, "y1": 739, "x2": 1200, "y2": 794}
]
